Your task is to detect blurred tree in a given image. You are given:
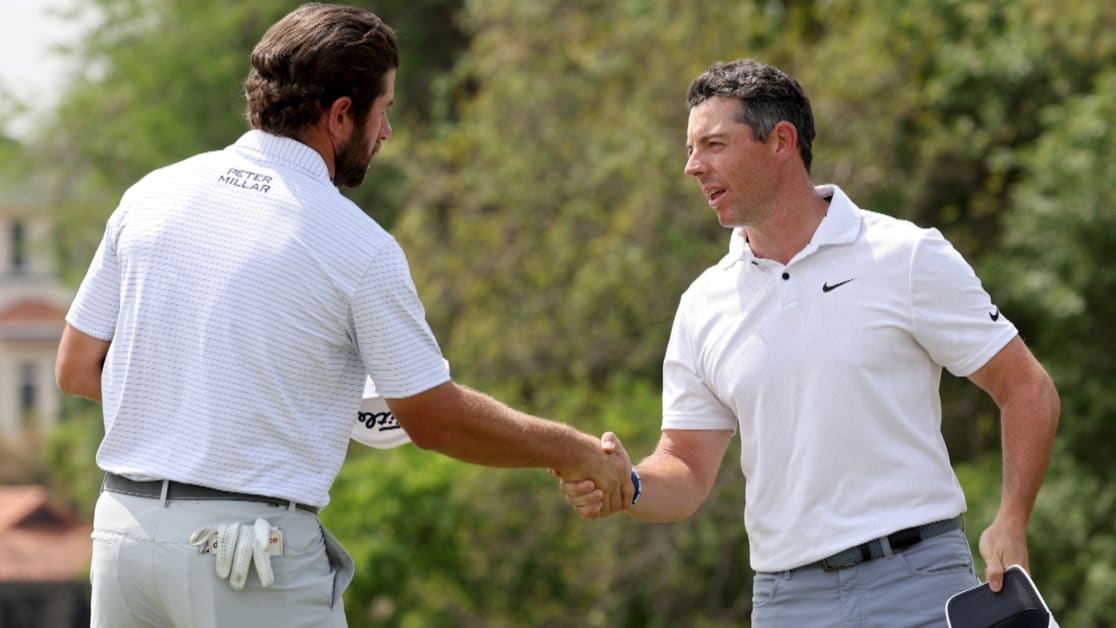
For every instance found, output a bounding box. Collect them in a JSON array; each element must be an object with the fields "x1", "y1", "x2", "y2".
[
  {"x1": 388, "y1": 0, "x2": 1116, "y2": 623},
  {"x1": 395, "y1": 0, "x2": 777, "y2": 398},
  {"x1": 991, "y1": 68, "x2": 1116, "y2": 478},
  {"x1": 33, "y1": 0, "x2": 464, "y2": 282},
  {"x1": 43, "y1": 401, "x2": 104, "y2": 516}
]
